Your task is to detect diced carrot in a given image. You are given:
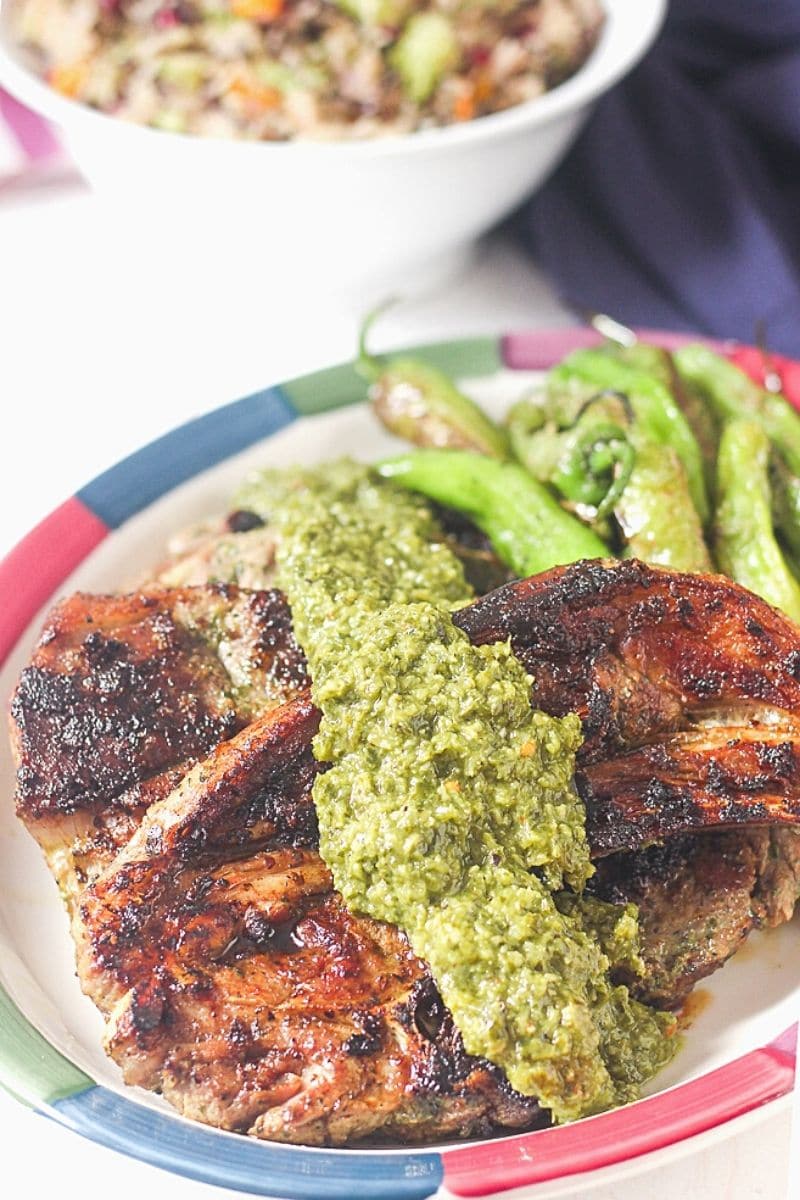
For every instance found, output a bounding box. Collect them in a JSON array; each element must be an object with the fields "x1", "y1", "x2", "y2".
[
  {"x1": 49, "y1": 61, "x2": 89, "y2": 98},
  {"x1": 229, "y1": 73, "x2": 282, "y2": 110},
  {"x1": 230, "y1": 0, "x2": 283, "y2": 21},
  {"x1": 453, "y1": 87, "x2": 475, "y2": 122},
  {"x1": 474, "y1": 72, "x2": 494, "y2": 104},
  {"x1": 453, "y1": 72, "x2": 494, "y2": 122}
]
